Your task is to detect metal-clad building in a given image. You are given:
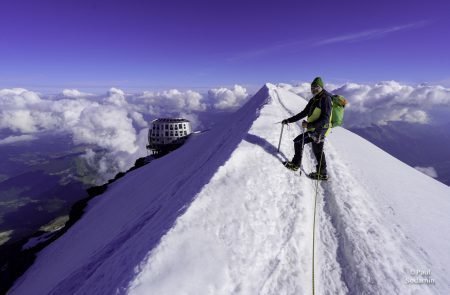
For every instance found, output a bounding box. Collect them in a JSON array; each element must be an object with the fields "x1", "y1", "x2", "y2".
[{"x1": 147, "y1": 118, "x2": 192, "y2": 154}]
